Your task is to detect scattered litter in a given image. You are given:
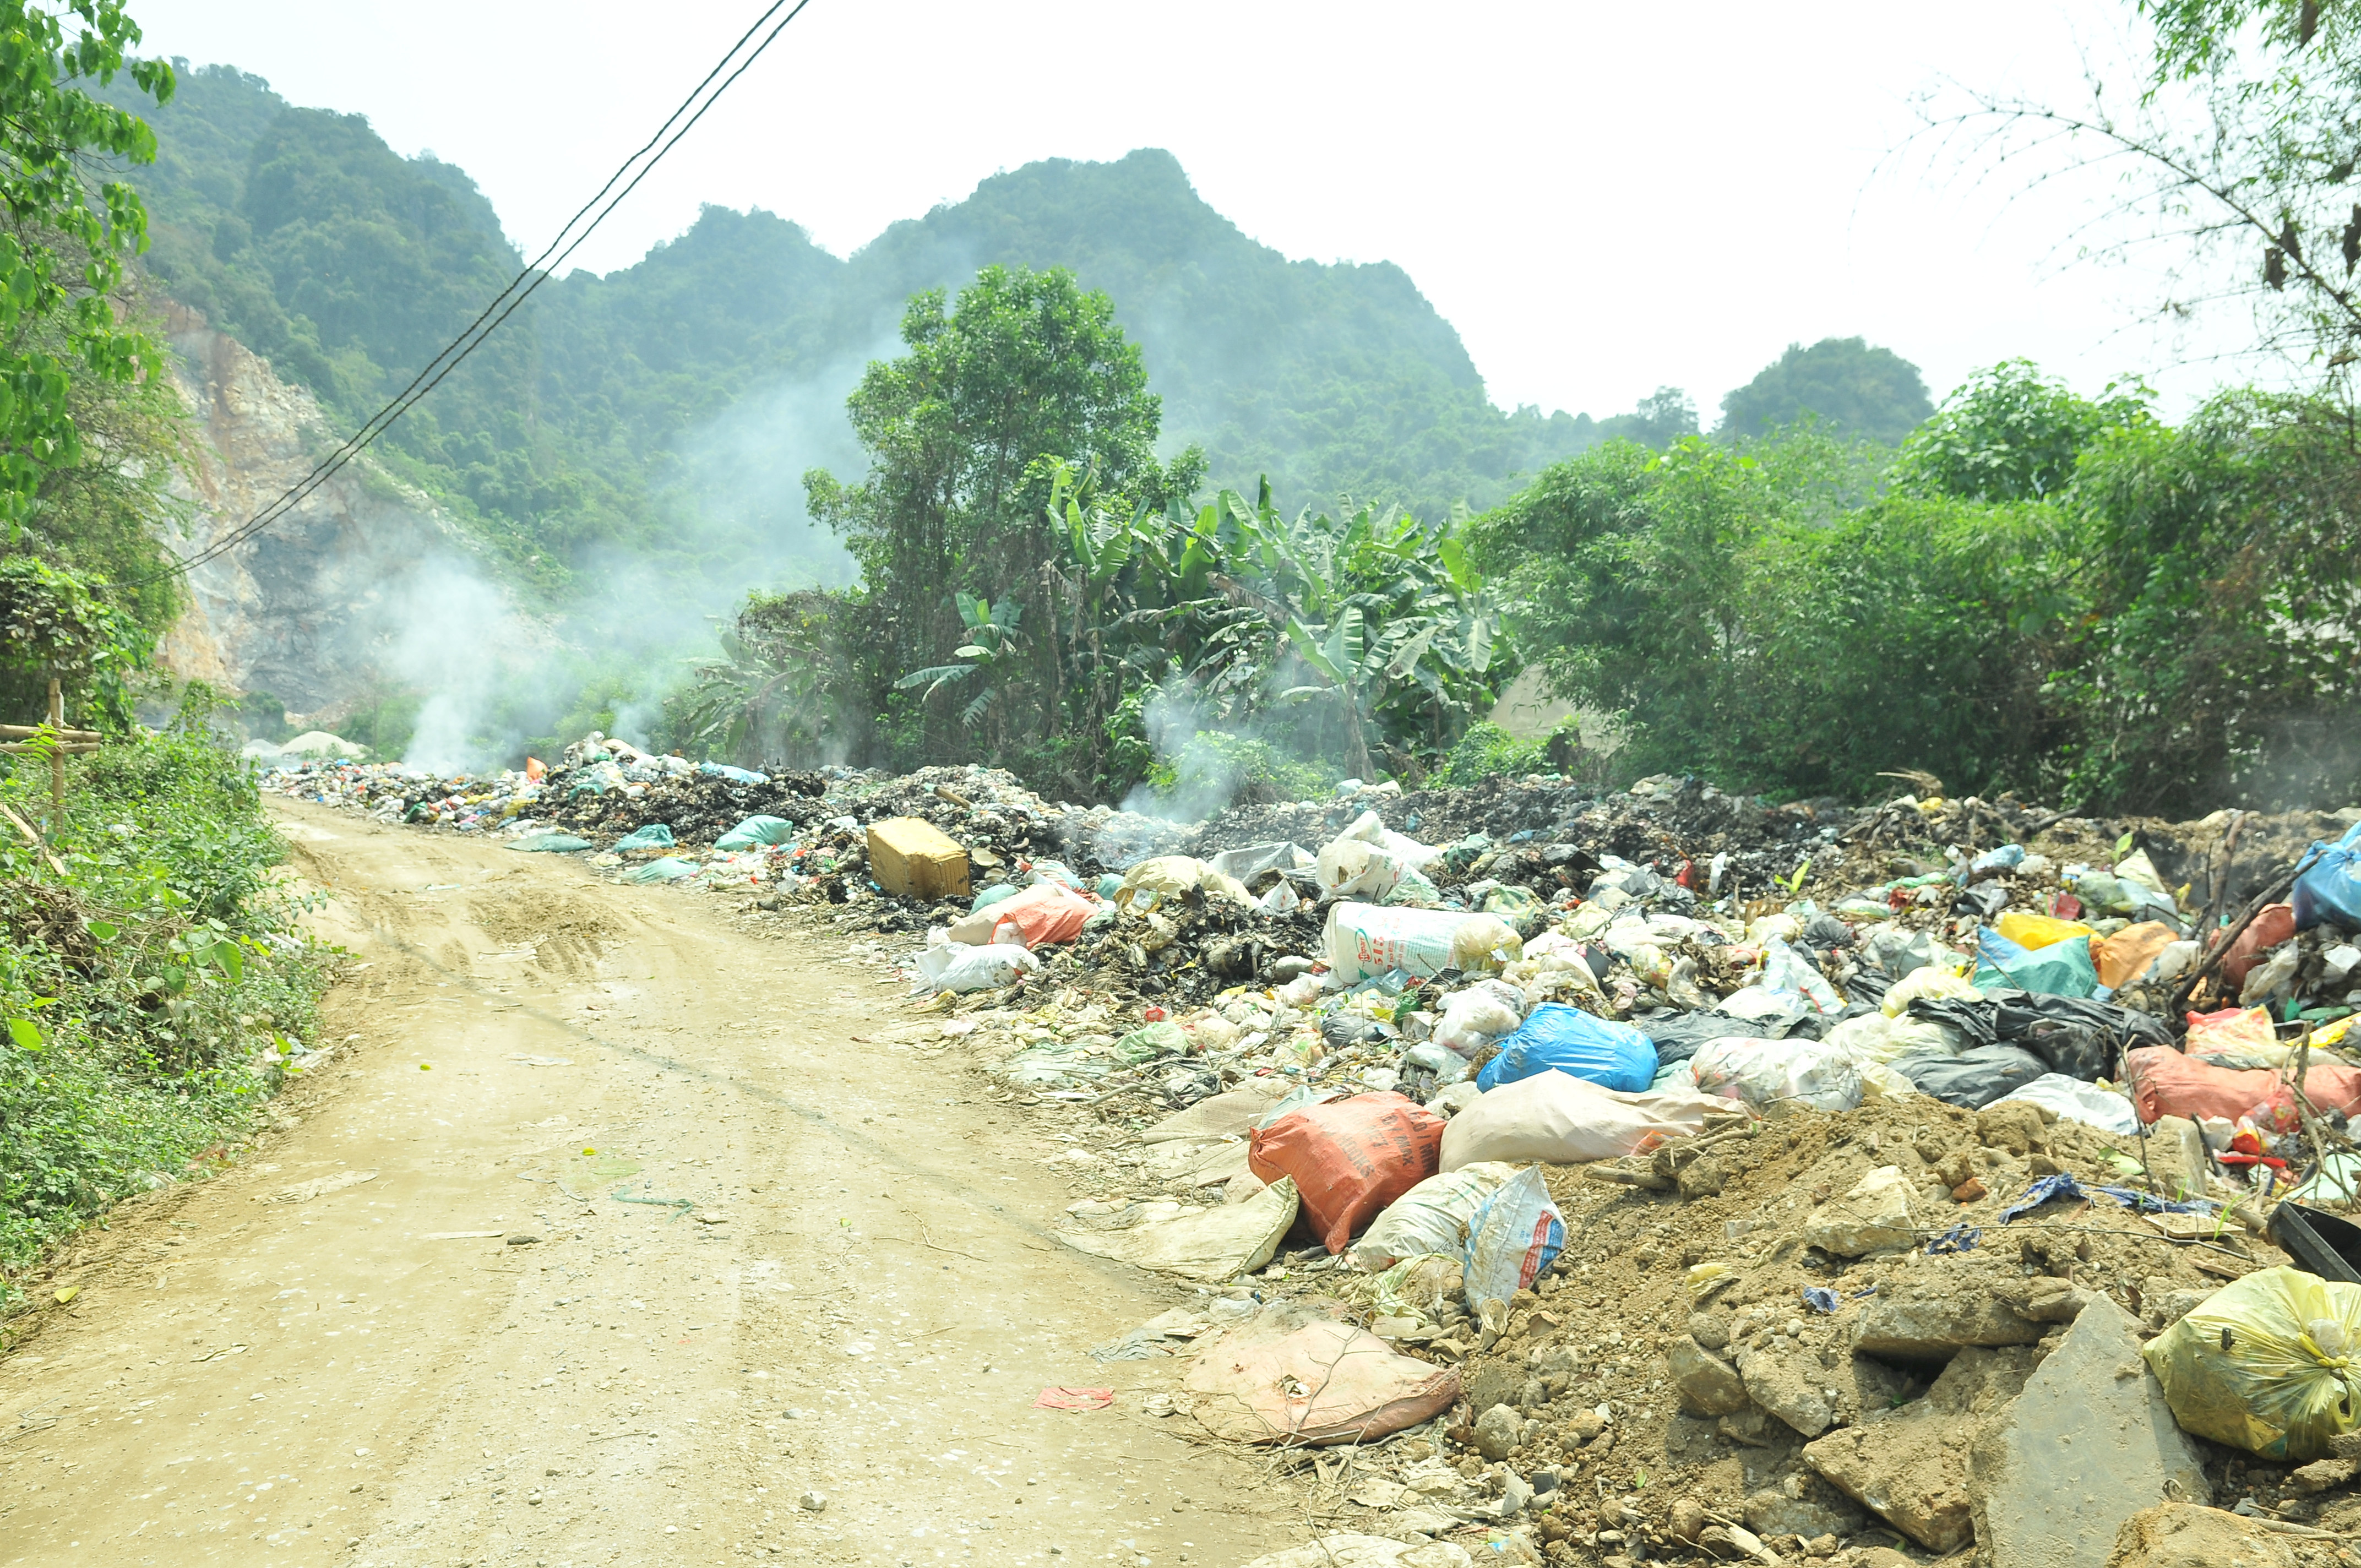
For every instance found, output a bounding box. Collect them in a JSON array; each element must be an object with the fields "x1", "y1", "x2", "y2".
[{"x1": 1031, "y1": 1387, "x2": 1115, "y2": 1411}]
